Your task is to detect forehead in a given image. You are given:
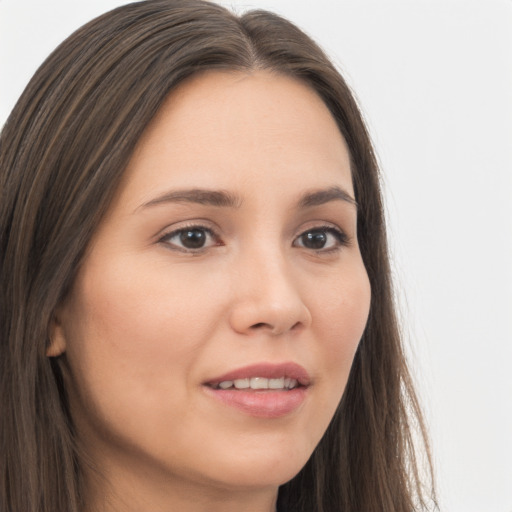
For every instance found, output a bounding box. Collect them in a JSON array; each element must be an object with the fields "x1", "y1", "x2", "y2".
[{"x1": 117, "y1": 70, "x2": 353, "y2": 209}]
